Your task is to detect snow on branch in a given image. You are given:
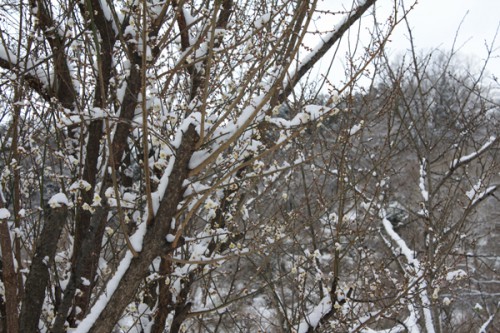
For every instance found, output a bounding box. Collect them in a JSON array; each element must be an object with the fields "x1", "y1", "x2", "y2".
[
  {"x1": 268, "y1": 104, "x2": 340, "y2": 129},
  {"x1": 382, "y1": 216, "x2": 419, "y2": 267},
  {"x1": 419, "y1": 159, "x2": 429, "y2": 208},
  {"x1": 0, "y1": 44, "x2": 17, "y2": 65},
  {"x1": 74, "y1": 200, "x2": 151, "y2": 333},
  {"x1": 450, "y1": 136, "x2": 497, "y2": 169},
  {"x1": 98, "y1": 0, "x2": 123, "y2": 35},
  {"x1": 73, "y1": 123, "x2": 193, "y2": 332},
  {"x1": 350, "y1": 304, "x2": 418, "y2": 333},
  {"x1": 382, "y1": 213, "x2": 435, "y2": 333},
  {"x1": 72, "y1": 251, "x2": 136, "y2": 333},
  {"x1": 466, "y1": 180, "x2": 497, "y2": 207},
  {"x1": 281, "y1": 0, "x2": 376, "y2": 100},
  {"x1": 0, "y1": 46, "x2": 52, "y2": 102},
  {"x1": 478, "y1": 314, "x2": 494, "y2": 333},
  {"x1": 0, "y1": 208, "x2": 10, "y2": 220},
  {"x1": 48, "y1": 193, "x2": 71, "y2": 208},
  {"x1": 298, "y1": 295, "x2": 333, "y2": 333},
  {"x1": 189, "y1": 94, "x2": 270, "y2": 174}
]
